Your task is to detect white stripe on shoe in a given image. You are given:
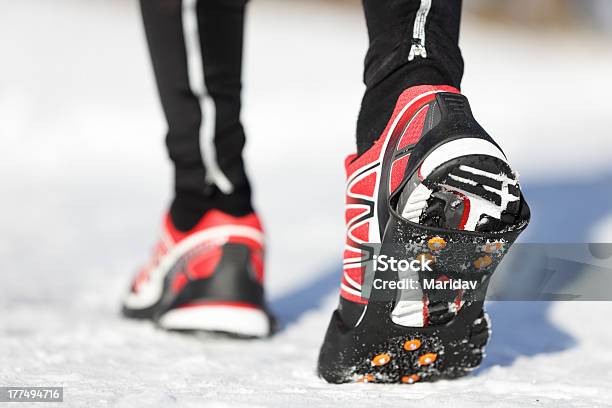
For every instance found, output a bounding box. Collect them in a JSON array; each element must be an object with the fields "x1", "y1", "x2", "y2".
[
  {"x1": 418, "y1": 138, "x2": 508, "y2": 180},
  {"x1": 400, "y1": 183, "x2": 433, "y2": 223}
]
